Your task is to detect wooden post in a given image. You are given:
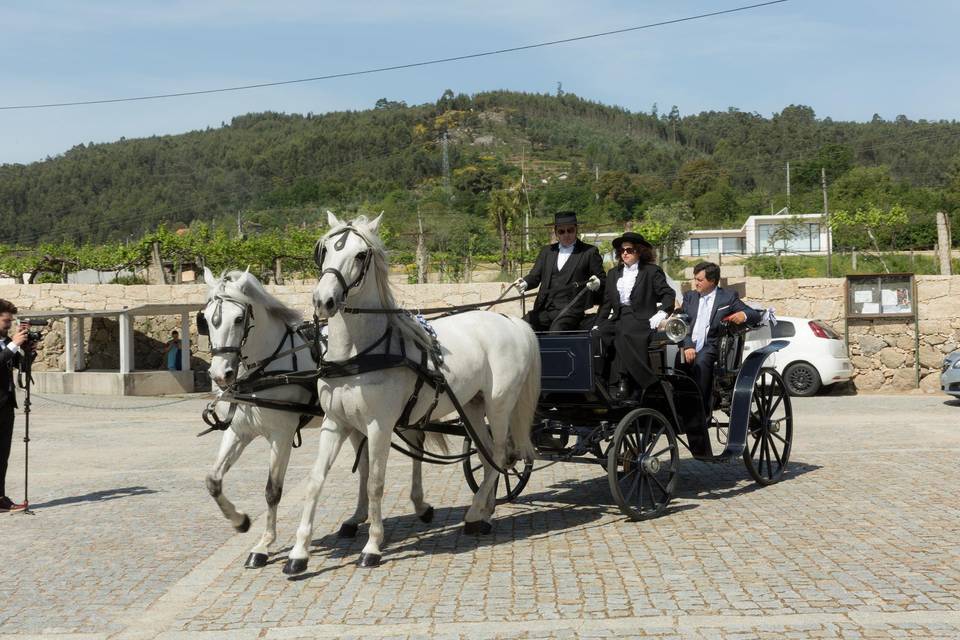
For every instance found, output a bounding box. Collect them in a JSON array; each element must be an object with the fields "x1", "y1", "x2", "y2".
[{"x1": 936, "y1": 211, "x2": 952, "y2": 275}]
